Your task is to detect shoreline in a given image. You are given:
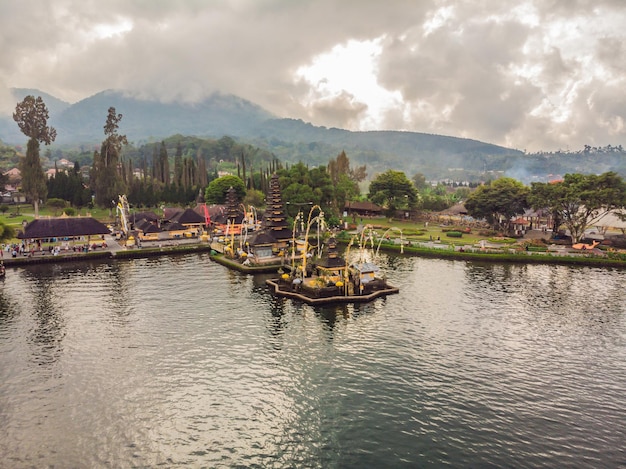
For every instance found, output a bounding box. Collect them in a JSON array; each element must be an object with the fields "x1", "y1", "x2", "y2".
[
  {"x1": 1, "y1": 242, "x2": 214, "y2": 267},
  {"x1": 2, "y1": 238, "x2": 625, "y2": 270}
]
